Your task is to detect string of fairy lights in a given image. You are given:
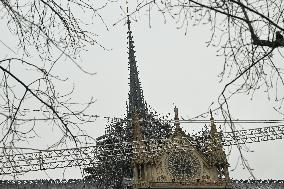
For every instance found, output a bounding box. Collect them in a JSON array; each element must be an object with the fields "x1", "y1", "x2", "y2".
[{"x1": 0, "y1": 106, "x2": 283, "y2": 124}]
